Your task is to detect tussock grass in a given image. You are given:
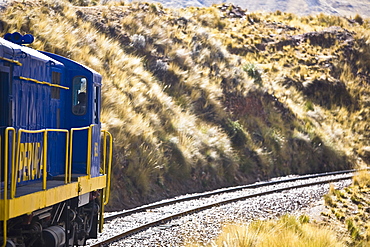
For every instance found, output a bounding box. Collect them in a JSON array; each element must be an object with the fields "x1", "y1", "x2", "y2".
[
  {"x1": 188, "y1": 215, "x2": 344, "y2": 247},
  {"x1": 321, "y1": 171, "x2": 370, "y2": 246},
  {"x1": 353, "y1": 170, "x2": 370, "y2": 189}
]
